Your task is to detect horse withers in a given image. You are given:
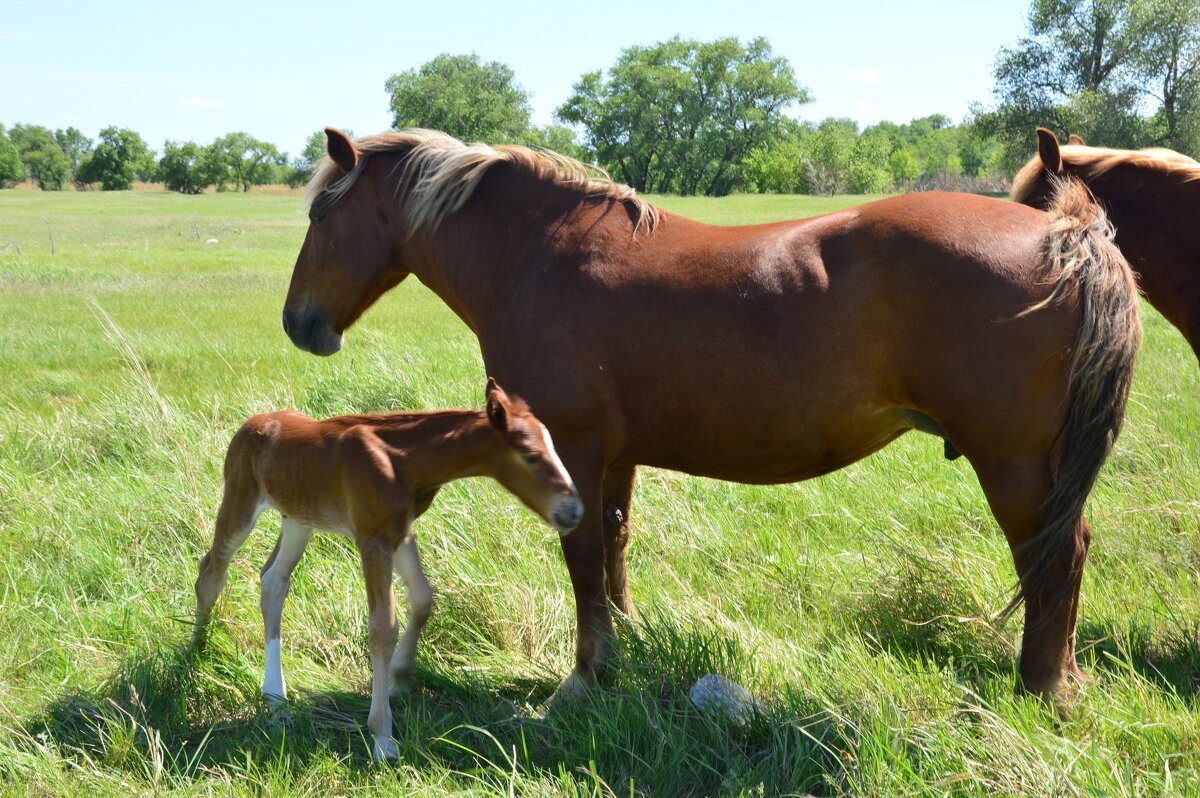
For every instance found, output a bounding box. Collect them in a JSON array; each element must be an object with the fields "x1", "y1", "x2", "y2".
[
  {"x1": 192, "y1": 379, "x2": 582, "y2": 762},
  {"x1": 282, "y1": 128, "x2": 1141, "y2": 715}
]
